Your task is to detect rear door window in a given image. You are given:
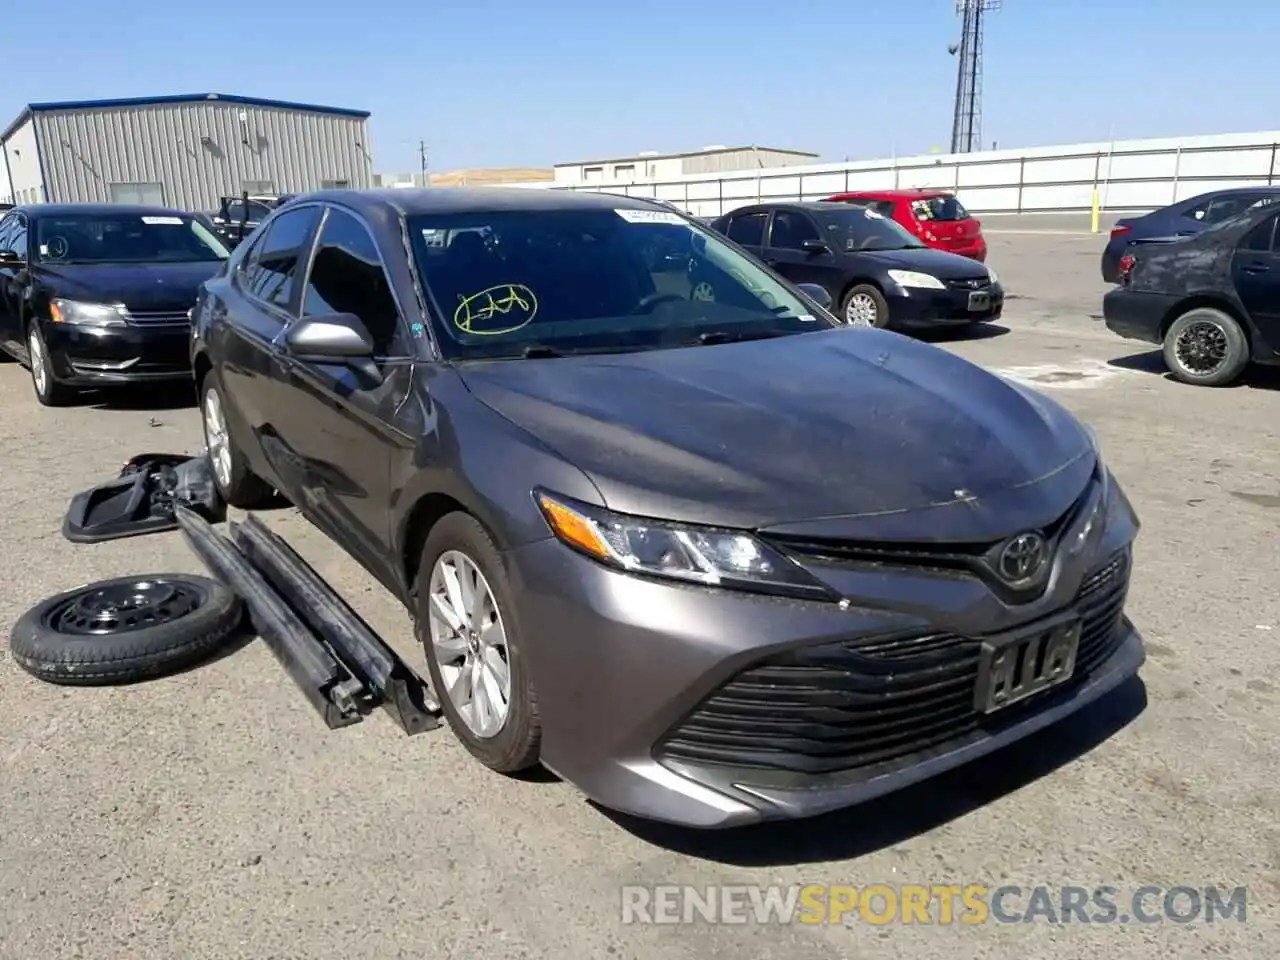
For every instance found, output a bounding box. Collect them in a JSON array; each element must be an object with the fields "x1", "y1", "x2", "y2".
[
  {"x1": 726, "y1": 212, "x2": 768, "y2": 247},
  {"x1": 910, "y1": 196, "x2": 969, "y2": 221}
]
